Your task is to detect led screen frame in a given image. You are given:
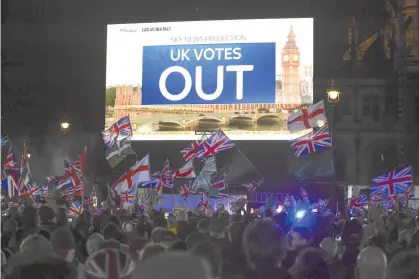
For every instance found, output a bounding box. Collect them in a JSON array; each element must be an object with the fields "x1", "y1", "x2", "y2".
[{"x1": 105, "y1": 18, "x2": 314, "y2": 140}]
